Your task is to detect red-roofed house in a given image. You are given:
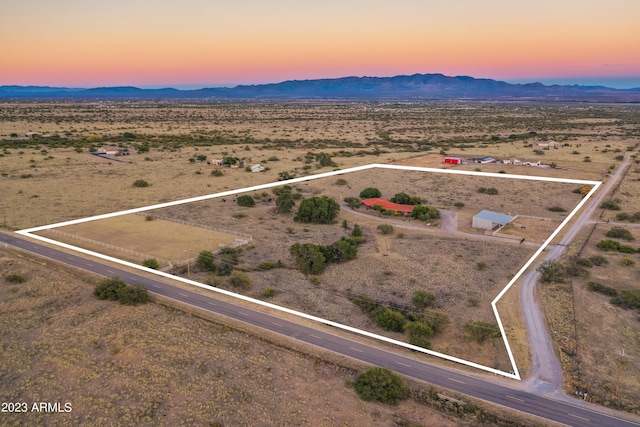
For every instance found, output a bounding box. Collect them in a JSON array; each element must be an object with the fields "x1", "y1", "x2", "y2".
[{"x1": 361, "y1": 198, "x2": 415, "y2": 215}]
